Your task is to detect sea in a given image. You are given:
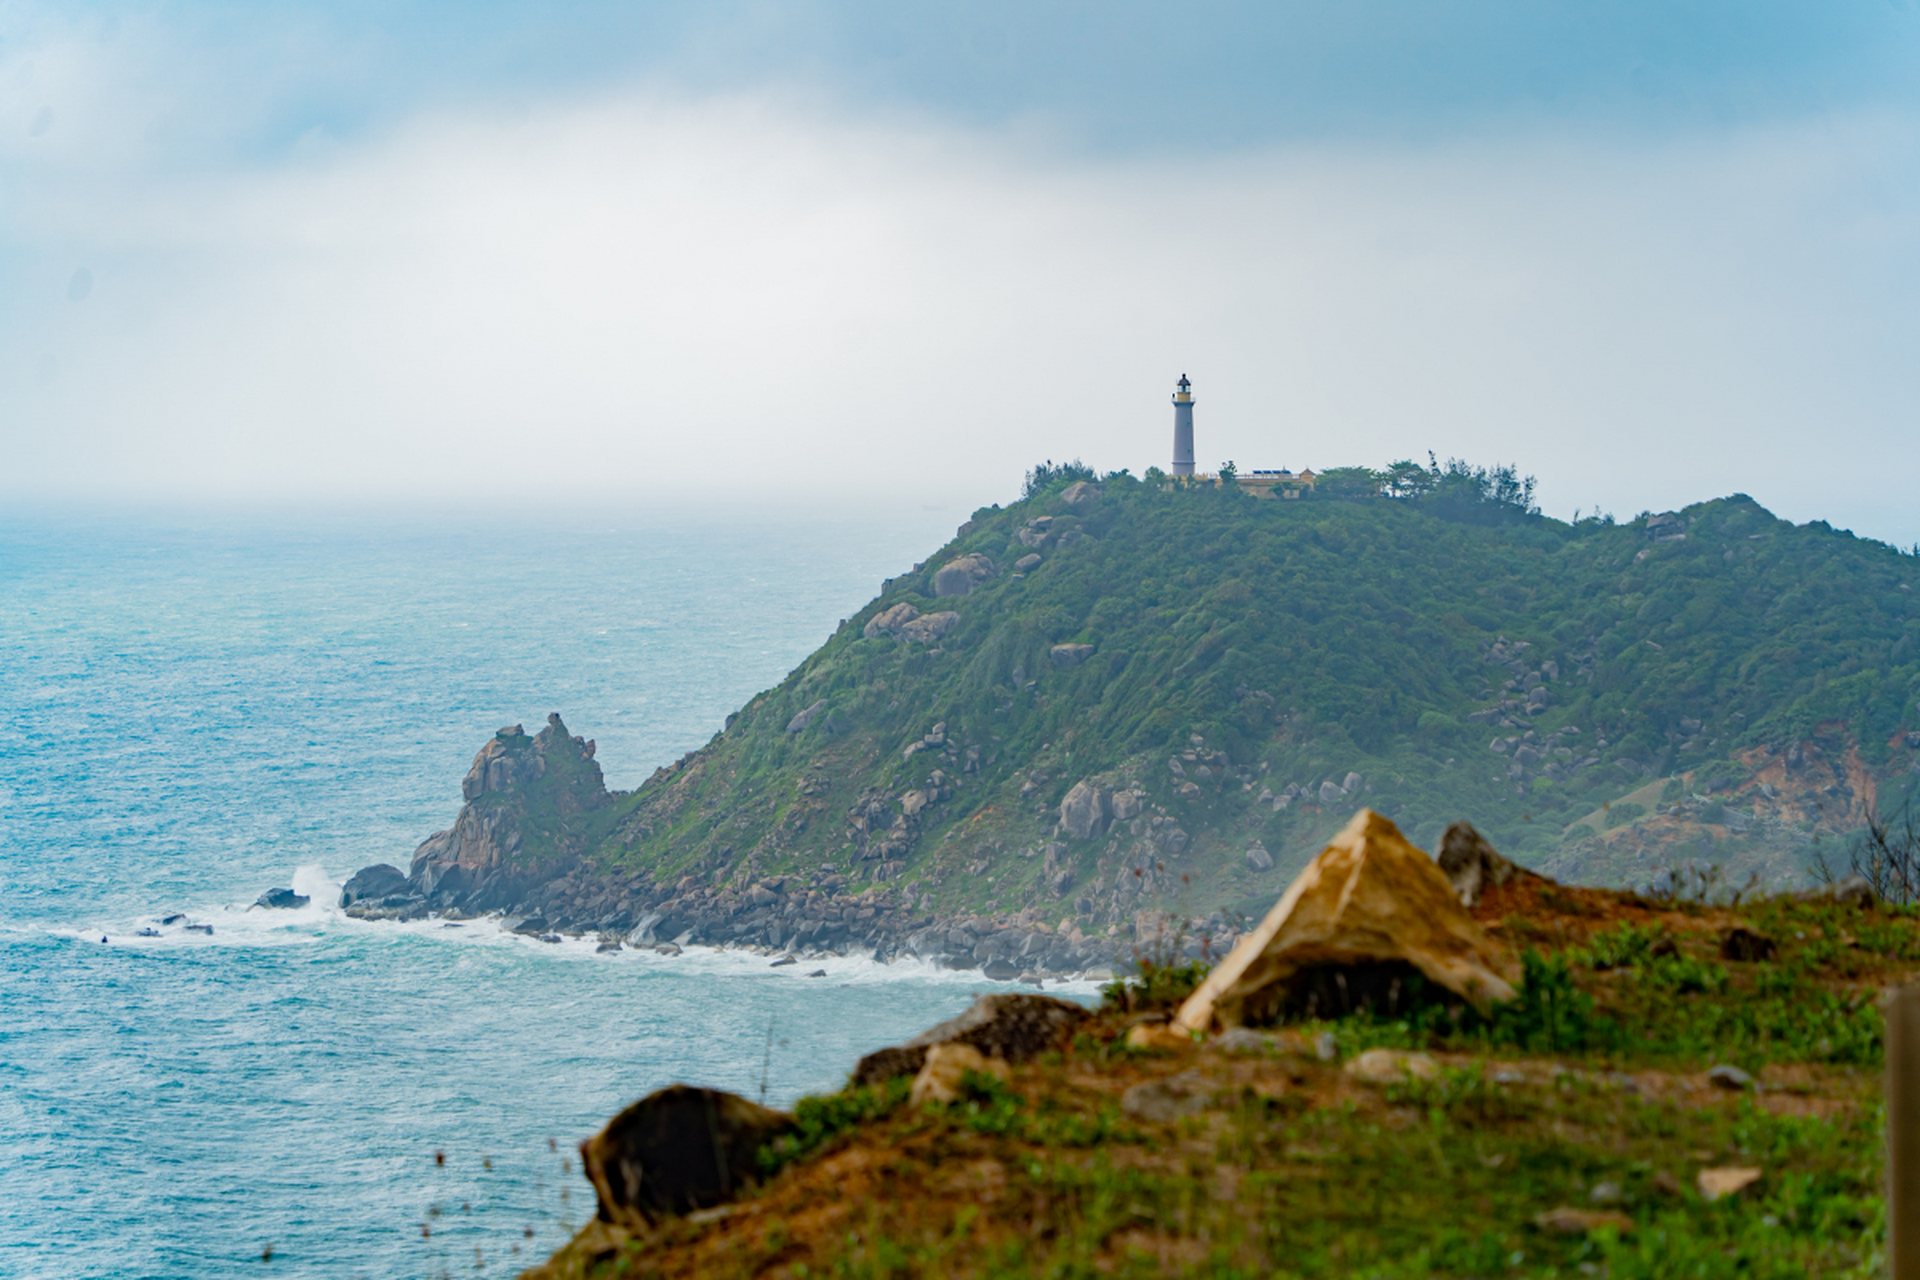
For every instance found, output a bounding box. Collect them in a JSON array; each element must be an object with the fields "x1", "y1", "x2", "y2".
[{"x1": 0, "y1": 500, "x2": 1090, "y2": 1279}]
